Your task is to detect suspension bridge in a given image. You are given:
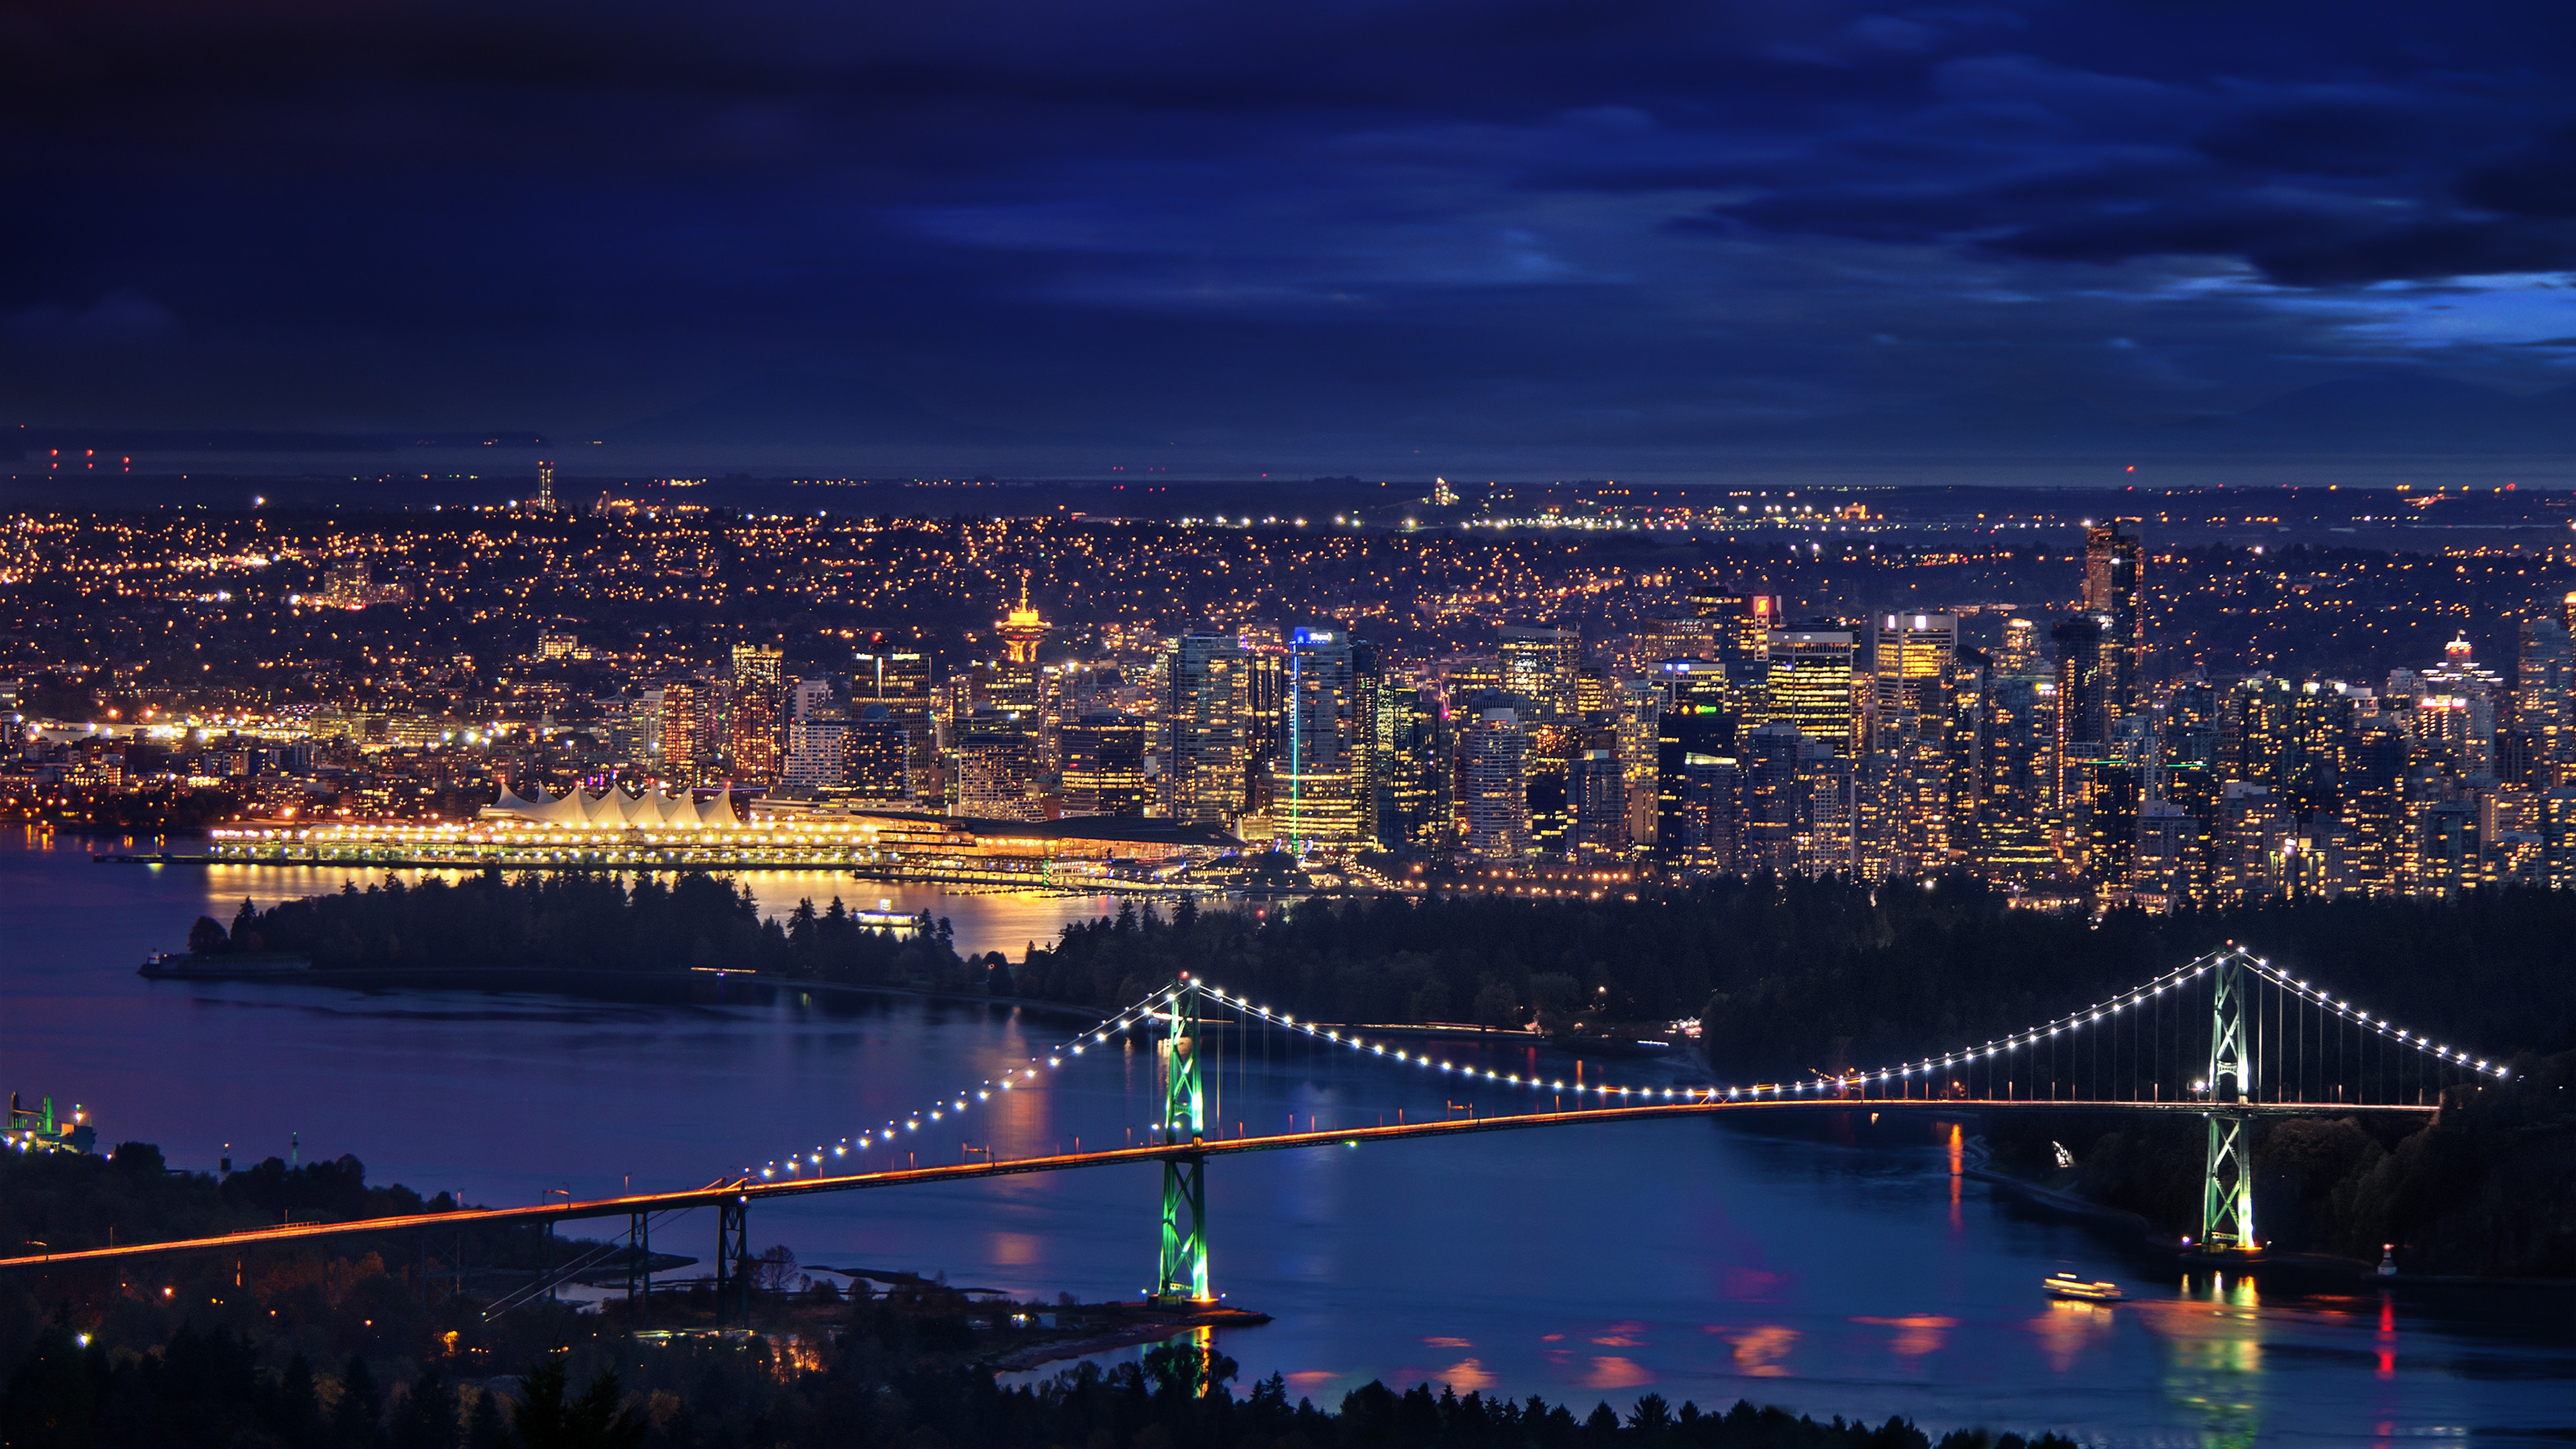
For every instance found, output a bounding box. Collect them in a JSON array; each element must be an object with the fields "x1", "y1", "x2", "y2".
[{"x1": 0, "y1": 944, "x2": 2513, "y2": 1320}]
